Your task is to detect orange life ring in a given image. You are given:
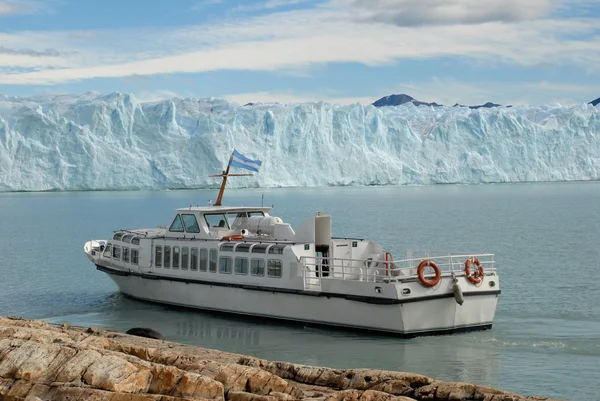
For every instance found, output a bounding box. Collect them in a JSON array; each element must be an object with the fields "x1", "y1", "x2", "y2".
[
  {"x1": 465, "y1": 257, "x2": 484, "y2": 284},
  {"x1": 220, "y1": 234, "x2": 245, "y2": 241},
  {"x1": 417, "y1": 260, "x2": 441, "y2": 287}
]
